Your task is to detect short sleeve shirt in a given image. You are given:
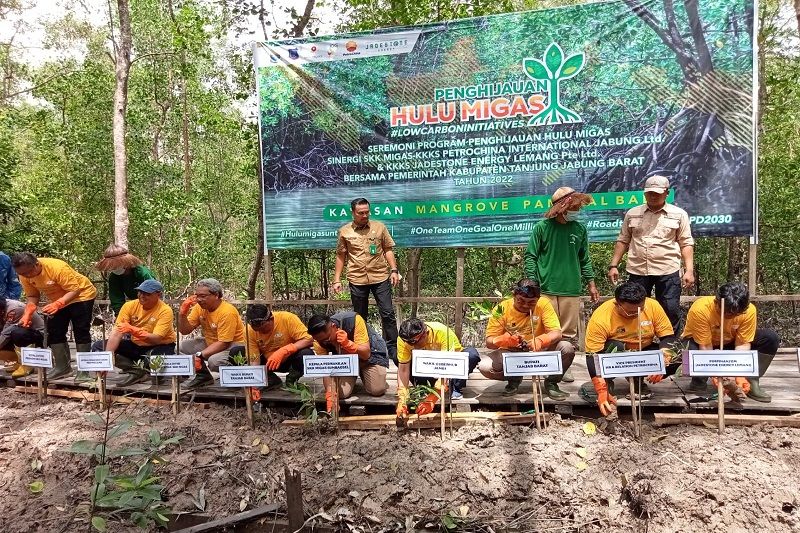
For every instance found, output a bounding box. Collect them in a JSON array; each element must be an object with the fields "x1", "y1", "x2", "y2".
[
  {"x1": 116, "y1": 299, "x2": 176, "y2": 346},
  {"x1": 585, "y1": 298, "x2": 674, "y2": 353},
  {"x1": 247, "y1": 311, "x2": 312, "y2": 362},
  {"x1": 485, "y1": 297, "x2": 561, "y2": 341},
  {"x1": 617, "y1": 203, "x2": 694, "y2": 276},
  {"x1": 682, "y1": 296, "x2": 756, "y2": 346},
  {"x1": 186, "y1": 301, "x2": 245, "y2": 345},
  {"x1": 18, "y1": 257, "x2": 97, "y2": 303},
  {"x1": 397, "y1": 322, "x2": 462, "y2": 364}
]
